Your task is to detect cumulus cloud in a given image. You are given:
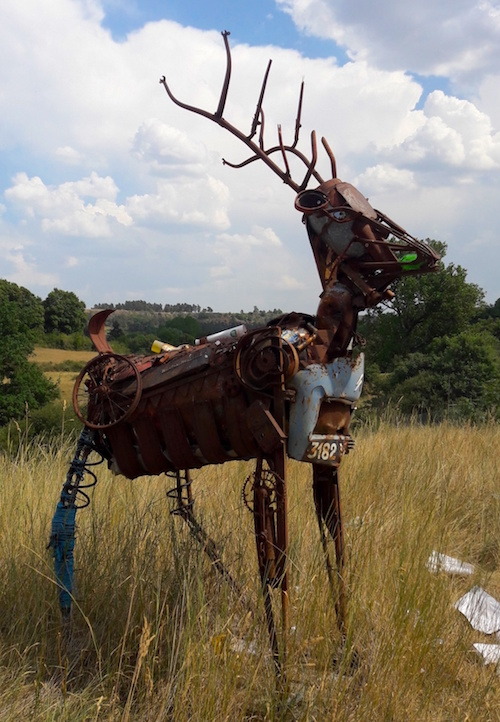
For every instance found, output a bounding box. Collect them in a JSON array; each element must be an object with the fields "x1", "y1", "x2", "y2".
[
  {"x1": 55, "y1": 146, "x2": 85, "y2": 164},
  {"x1": 132, "y1": 118, "x2": 208, "y2": 175},
  {"x1": 391, "y1": 91, "x2": 500, "y2": 170},
  {"x1": 126, "y1": 176, "x2": 230, "y2": 229},
  {"x1": 211, "y1": 226, "x2": 283, "y2": 275},
  {"x1": 209, "y1": 265, "x2": 232, "y2": 278},
  {"x1": 276, "y1": 274, "x2": 307, "y2": 290},
  {"x1": 215, "y1": 226, "x2": 282, "y2": 251},
  {"x1": 5, "y1": 172, "x2": 133, "y2": 237},
  {"x1": 276, "y1": 0, "x2": 500, "y2": 89},
  {"x1": 5, "y1": 250, "x2": 58, "y2": 288},
  {"x1": 354, "y1": 165, "x2": 416, "y2": 196}
]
